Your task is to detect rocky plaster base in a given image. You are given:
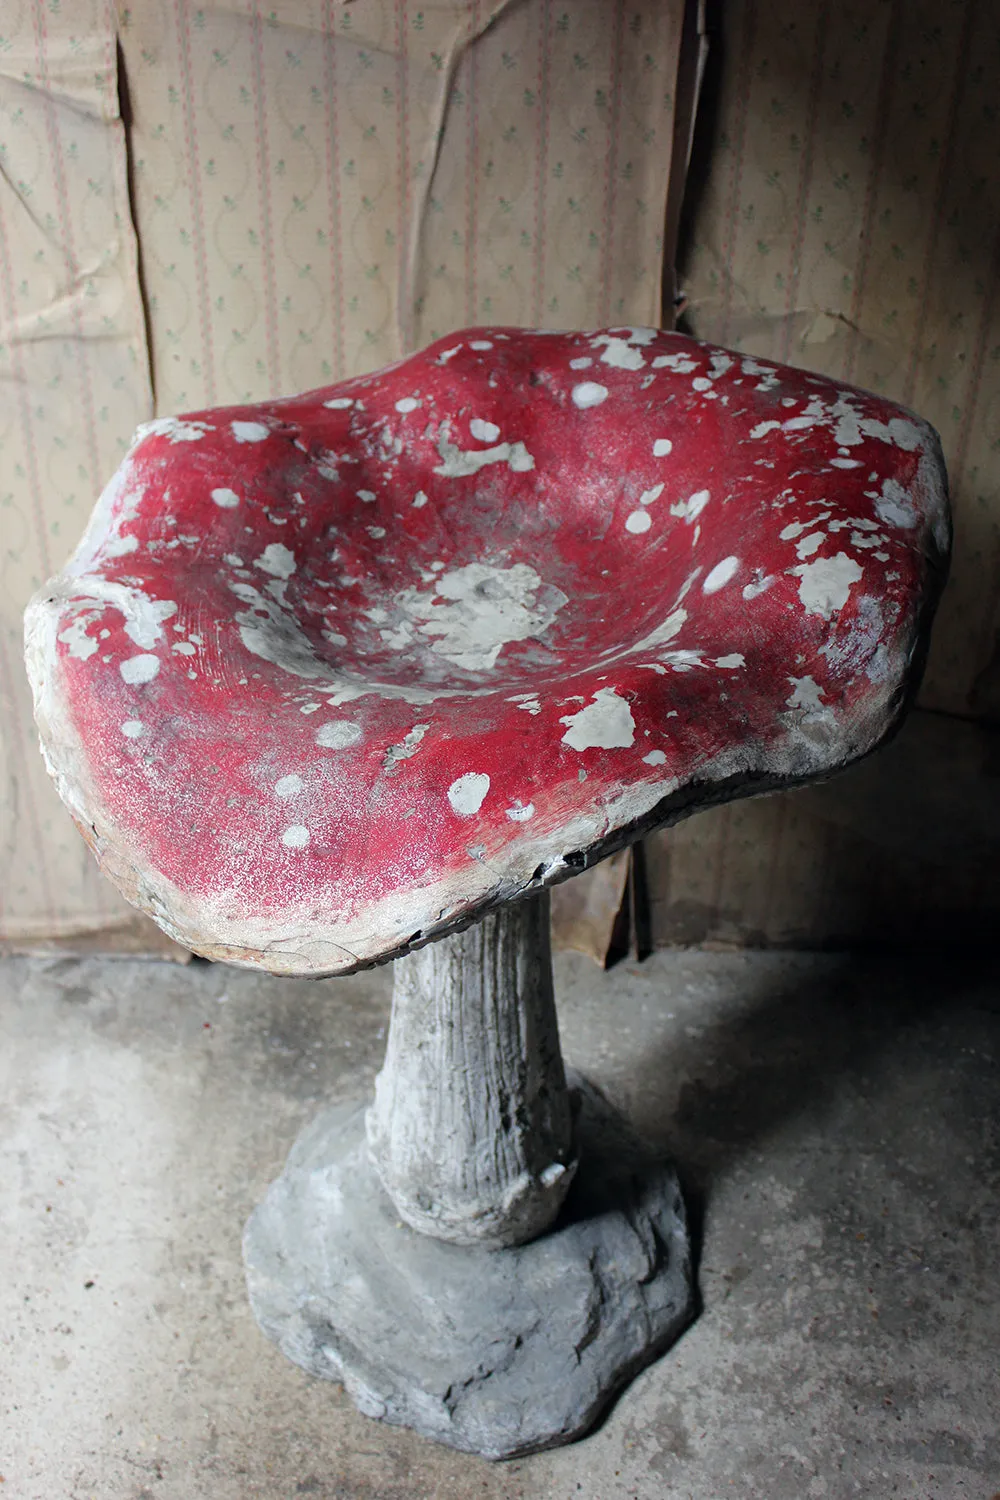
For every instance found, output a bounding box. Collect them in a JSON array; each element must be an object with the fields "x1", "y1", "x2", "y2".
[{"x1": 243, "y1": 1075, "x2": 694, "y2": 1460}]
